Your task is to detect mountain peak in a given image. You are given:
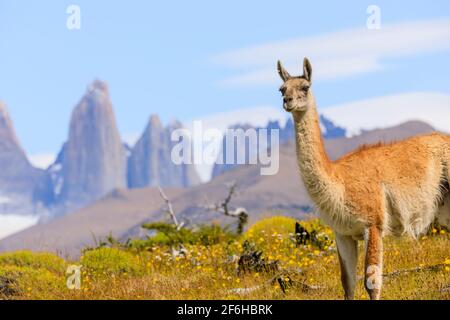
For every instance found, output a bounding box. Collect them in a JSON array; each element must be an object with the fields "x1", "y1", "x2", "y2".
[
  {"x1": 87, "y1": 79, "x2": 109, "y2": 93},
  {"x1": 0, "y1": 102, "x2": 43, "y2": 206},
  {"x1": 70, "y1": 80, "x2": 116, "y2": 122},
  {"x1": 0, "y1": 101, "x2": 9, "y2": 118},
  {"x1": 50, "y1": 80, "x2": 127, "y2": 210},
  {"x1": 0, "y1": 101, "x2": 12, "y2": 124},
  {"x1": 167, "y1": 118, "x2": 183, "y2": 130},
  {"x1": 0, "y1": 101, "x2": 20, "y2": 147},
  {"x1": 128, "y1": 115, "x2": 200, "y2": 188},
  {"x1": 148, "y1": 114, "x2": 162, "y2": 127}
]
